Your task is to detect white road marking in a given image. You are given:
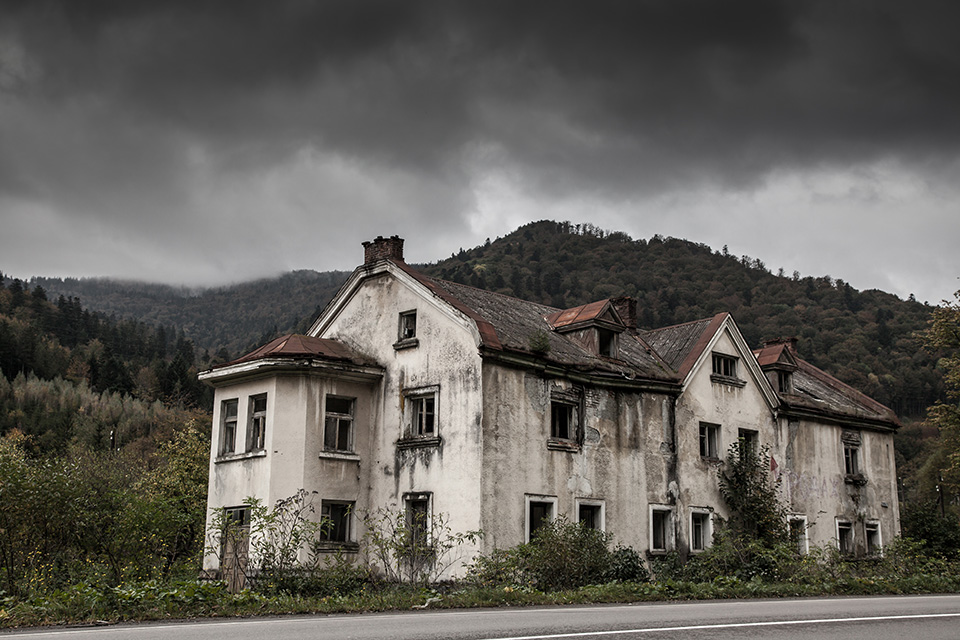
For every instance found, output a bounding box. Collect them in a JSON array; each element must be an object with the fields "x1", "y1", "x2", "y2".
[{"x1": 480, "y1": 612, "x2": 960, "y2": 640}]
